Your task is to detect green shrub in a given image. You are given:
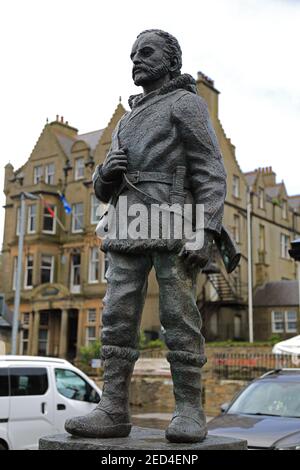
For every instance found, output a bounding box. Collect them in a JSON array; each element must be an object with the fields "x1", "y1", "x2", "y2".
[
  {"x1": 79, "y1": 340, "x2": 102, "y2": 366},
  {"x1": 145, "y1": 339, "x2": 165, "y2": 349},
  {"x1": 139, "y1": 331, "x2": 165, "y2": 350}
]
